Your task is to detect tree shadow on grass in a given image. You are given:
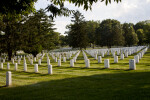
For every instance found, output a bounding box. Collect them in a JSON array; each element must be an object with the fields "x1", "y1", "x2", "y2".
[{"x1": 0, "y1": 72, "x2": 150, "y2": 100}]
